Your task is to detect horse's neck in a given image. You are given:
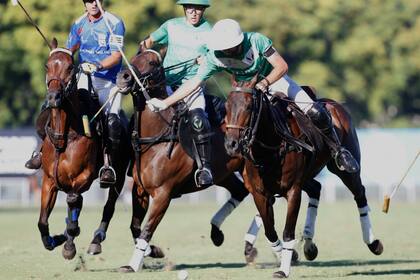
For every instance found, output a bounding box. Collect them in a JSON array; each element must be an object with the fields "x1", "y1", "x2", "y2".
[
  {"x1": 135, "y1": 89, "x2": 172, "y2": 137},
  {"x1": 50, "y1": 96, "x2": 82, "y2": 134}
]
